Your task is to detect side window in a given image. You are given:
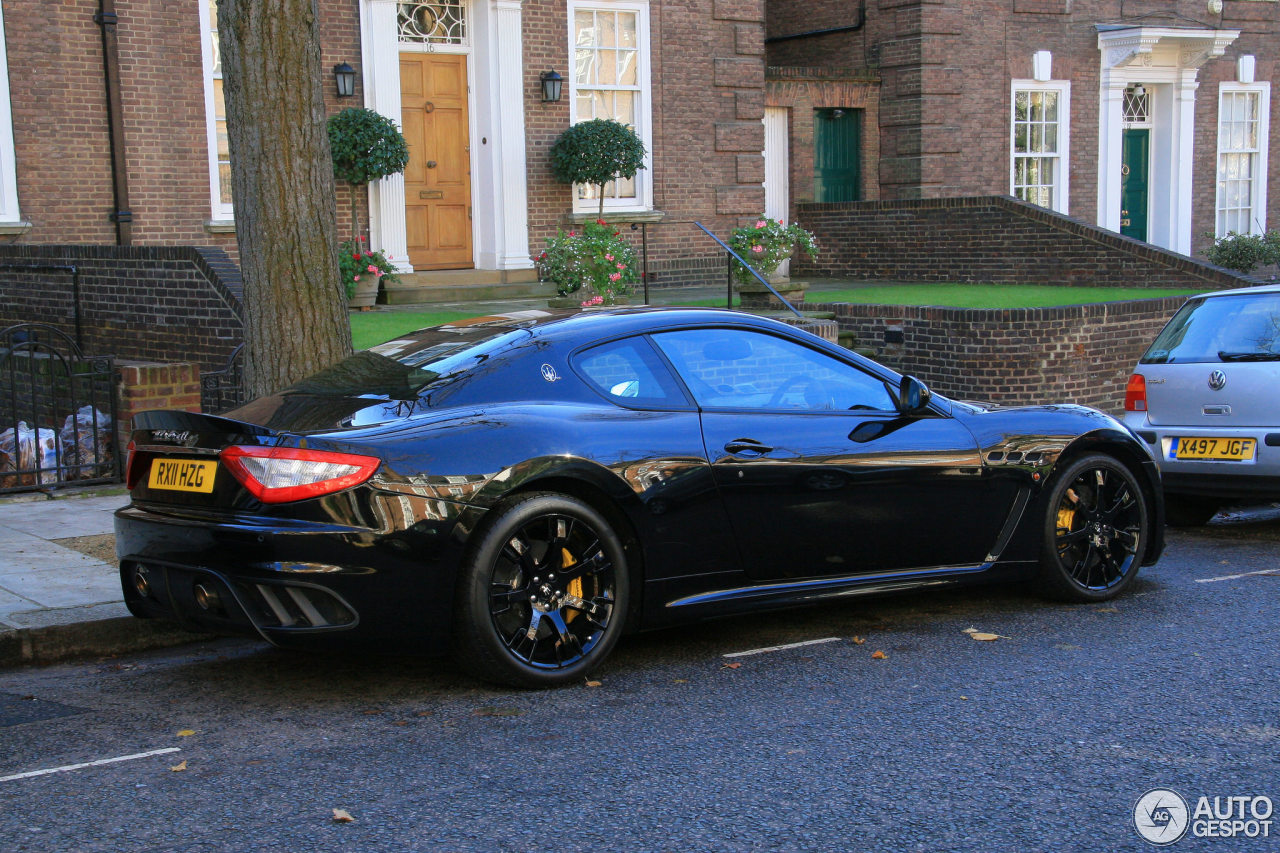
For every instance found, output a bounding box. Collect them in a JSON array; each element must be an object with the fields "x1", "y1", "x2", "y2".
[
  {"x1": 574, "y1": 337, "x2": 686, "y2": 407},
  {"x1": 651, "y1": 329, "x2": 895, "y2": 411}
]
